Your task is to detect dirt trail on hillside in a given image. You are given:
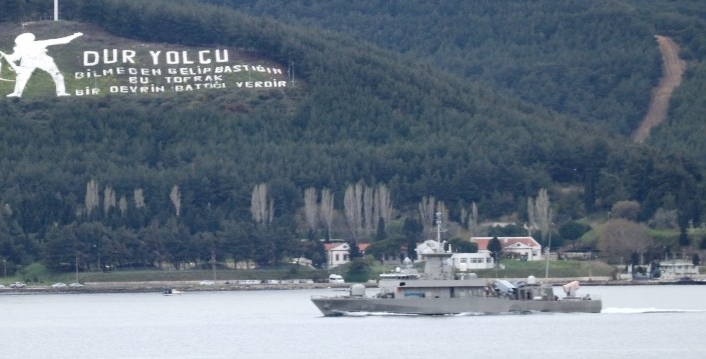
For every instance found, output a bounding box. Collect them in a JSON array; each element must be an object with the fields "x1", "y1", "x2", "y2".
[{"x1": 631, "y1": 36, "x2": 686, "y2": 143}]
